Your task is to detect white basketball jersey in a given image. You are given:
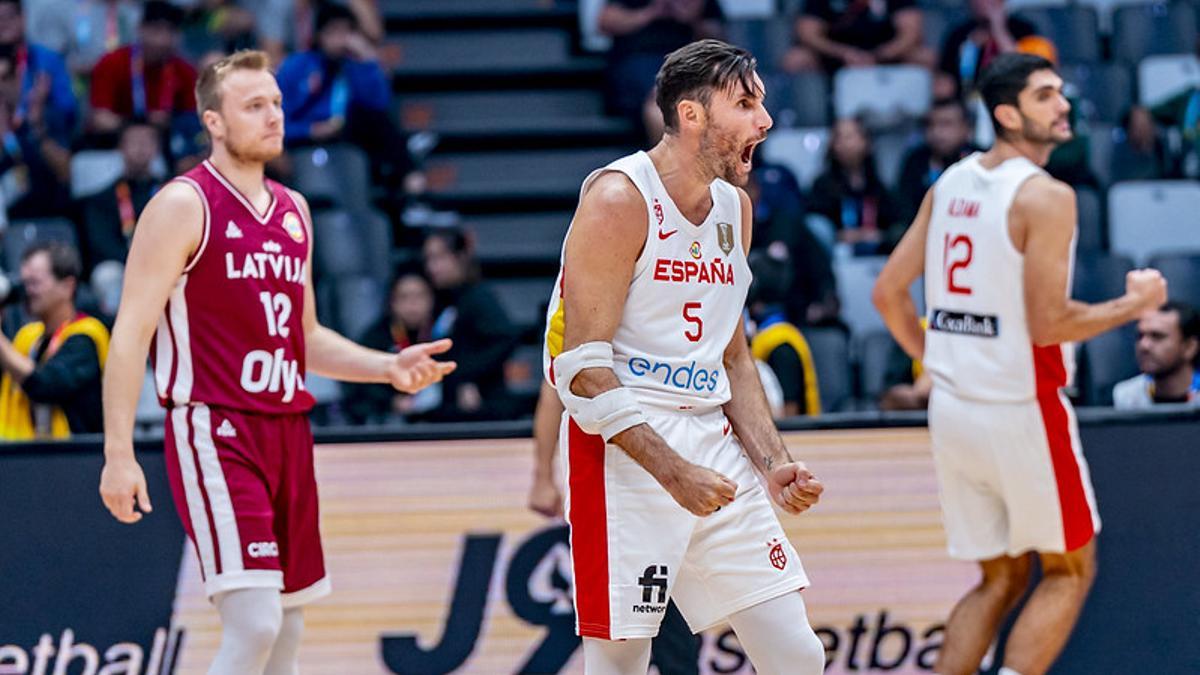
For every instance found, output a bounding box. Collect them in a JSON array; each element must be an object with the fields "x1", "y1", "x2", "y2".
[
  {"x1": 544, "y1": 151, "x2": 751, "y2": 410},
  {"x1": 923, "y1": 153, "x2": 1076, "y2": 402}
]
